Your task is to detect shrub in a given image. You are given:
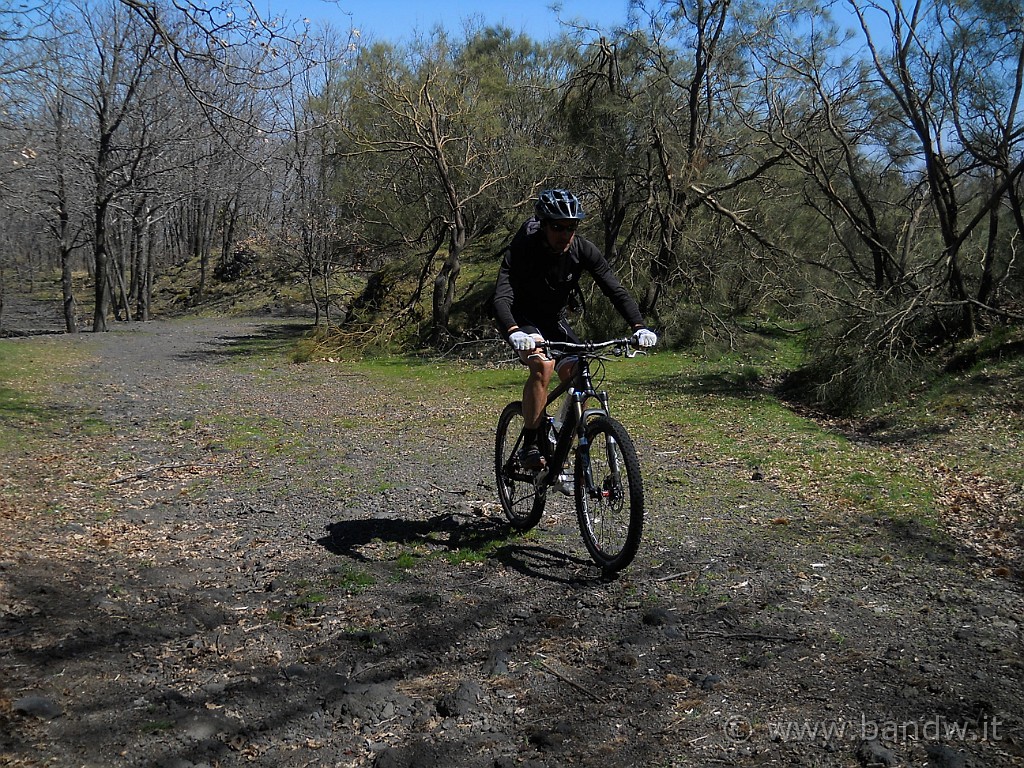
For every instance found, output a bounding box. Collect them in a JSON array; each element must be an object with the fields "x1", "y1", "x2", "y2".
[{"x1": 781, "y1": 311, "x2": 935, "y2": 416}]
